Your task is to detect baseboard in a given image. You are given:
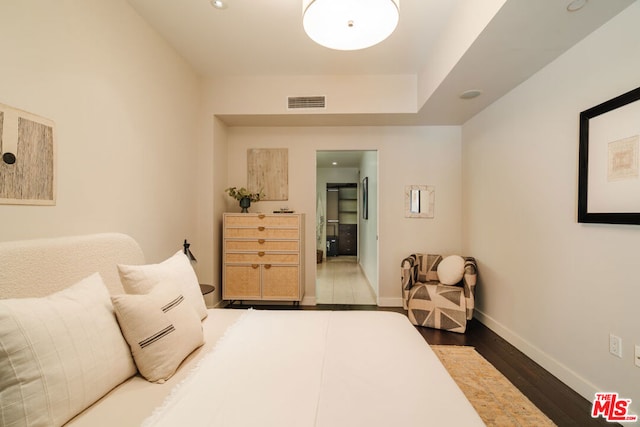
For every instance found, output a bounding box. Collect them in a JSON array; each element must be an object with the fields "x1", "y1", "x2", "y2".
[
  {"x1": 301, "y1": 295, "x2": 316, "y2": 306},
  {"x1": 474, "y1": 309, "x2": 599, "y2": 403},
  {"x1": 377, "y1": 297, "x2": 403, "y2": 307}
]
